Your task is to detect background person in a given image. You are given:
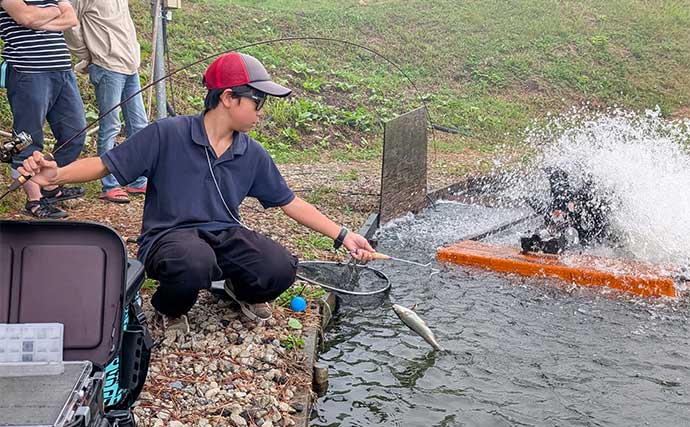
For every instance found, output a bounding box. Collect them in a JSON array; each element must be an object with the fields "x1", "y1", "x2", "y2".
[
  {"x1": 0, "y1": 0, "x2": 86, "y2": 218},
  {"x1": 65, "y1": 0, "x2": 148, "y2": 203}
]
